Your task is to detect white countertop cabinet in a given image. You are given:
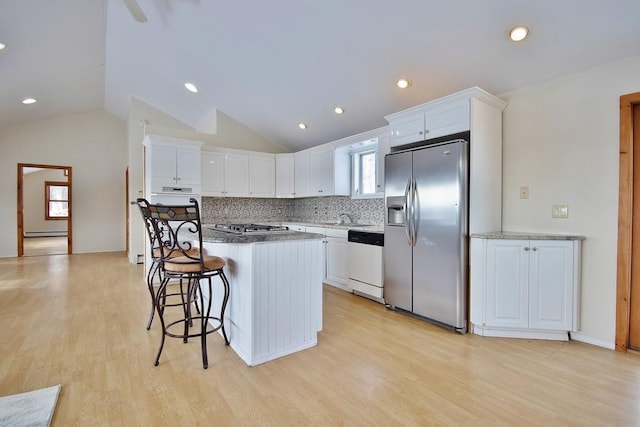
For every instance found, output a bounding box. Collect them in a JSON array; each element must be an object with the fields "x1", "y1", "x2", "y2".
[{"x1": 470, "y1": 234, "x2": 583, "y2": 341}]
